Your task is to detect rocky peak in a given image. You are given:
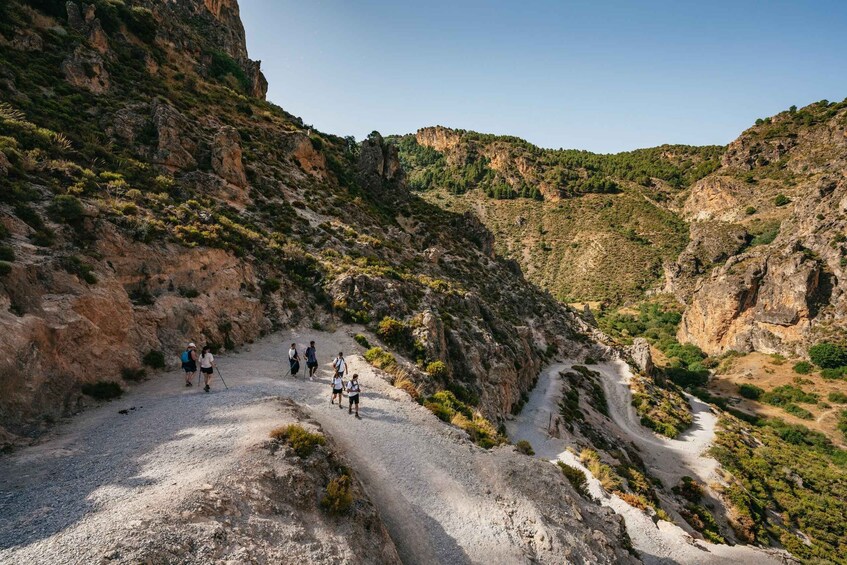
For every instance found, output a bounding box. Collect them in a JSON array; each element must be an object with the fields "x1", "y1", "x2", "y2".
[
  {"x1": 416, "y1": 126, "x2": 462, "y2": 153},
  {"x1": 357, "y1": 132, "x2": 406, "y2": 199}
]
